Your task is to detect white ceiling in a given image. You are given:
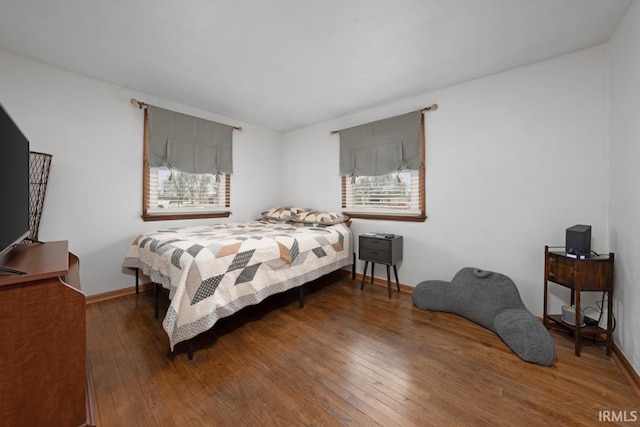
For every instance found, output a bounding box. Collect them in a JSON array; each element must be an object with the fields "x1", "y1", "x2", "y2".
[{"x1": 0, "y1": 0, "x2": 633, "y2": 132}]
